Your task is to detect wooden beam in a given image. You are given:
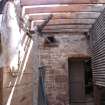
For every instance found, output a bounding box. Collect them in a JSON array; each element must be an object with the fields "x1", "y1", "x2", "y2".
[
  {"x1": 44, "y1": 25, "x2": 92, "y2": 30},
  {"x1": 25, "y1": 4, "x2": 105, "y2": 14},
  {"x1": 29, "y1": 12, "x2": 100, "y2": 20},
  {"x1": 37, "y1": 14, "x2": 53, "y2": 32},
  {"x1": 42, "y1": 29, "x2": 89, "y2": 33},
  {"x1": 21, "y1": 0, "x2": 105, "y2": 6},
  {"x1": 33, "y1": 19, "x2": 96, "y2": 26},
  {"x1": 42, "y1": 32, "x2": 86, "y2": 34}
]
